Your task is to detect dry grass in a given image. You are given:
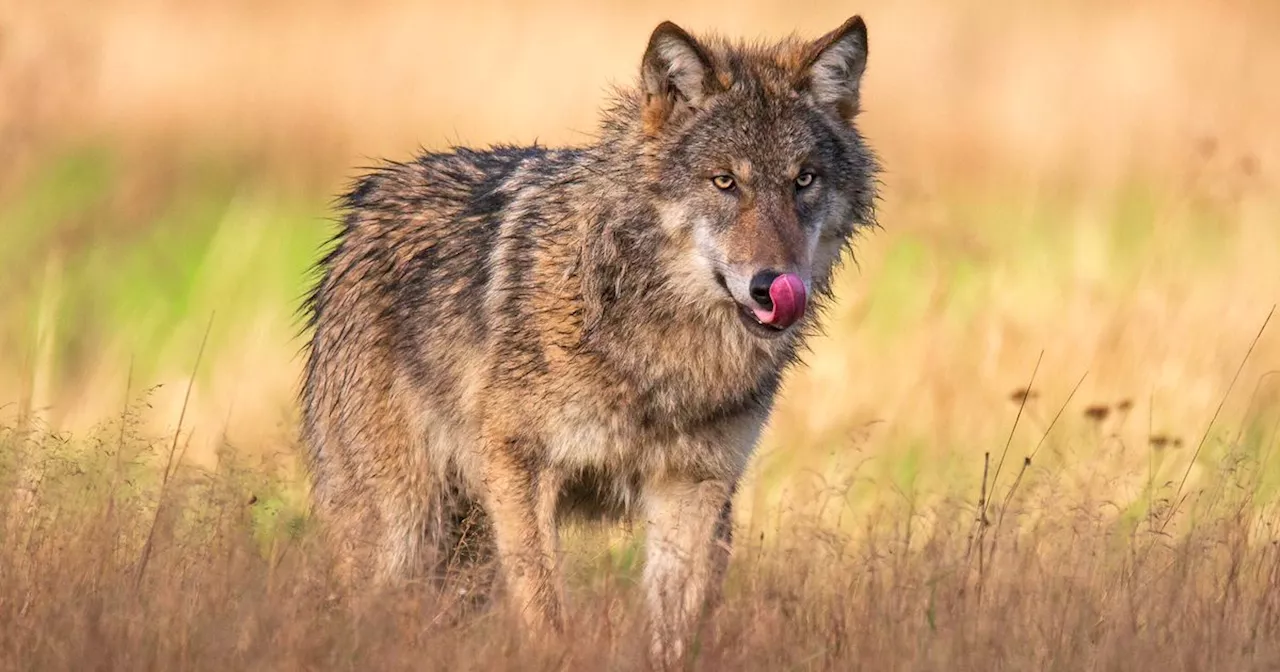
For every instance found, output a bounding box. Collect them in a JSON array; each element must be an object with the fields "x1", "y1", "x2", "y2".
[{"x1": 5, "y1": 386, "x2": 1280, "y2": 671}]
